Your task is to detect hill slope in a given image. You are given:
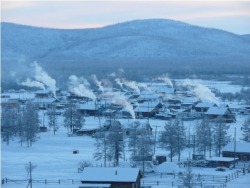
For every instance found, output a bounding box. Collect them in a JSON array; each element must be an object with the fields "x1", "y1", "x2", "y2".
[{"x1": 2, "y1": 19, "x2": 250, "y2": 60}]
